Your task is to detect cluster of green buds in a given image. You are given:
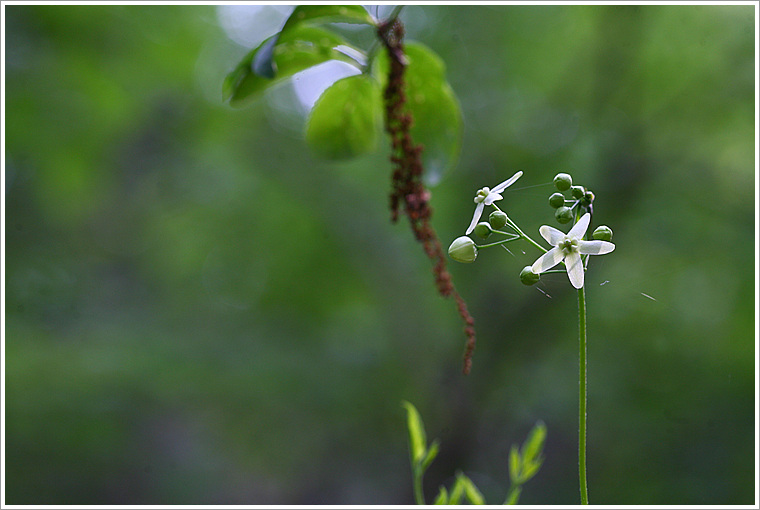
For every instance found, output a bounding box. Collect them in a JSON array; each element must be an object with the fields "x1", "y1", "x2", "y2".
[
  {"x1": 548, "y1": 172, "x2": 613, "y2": 242},
  {"x1": 548, "y1": 173, "x2": 597, "y2": 225},
  {"x1": 449, "y1": 171, "x2": 616, "y2": 290},
  {"x1": 448, "y1": 173, "x2": 524, "y2": 264}
]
